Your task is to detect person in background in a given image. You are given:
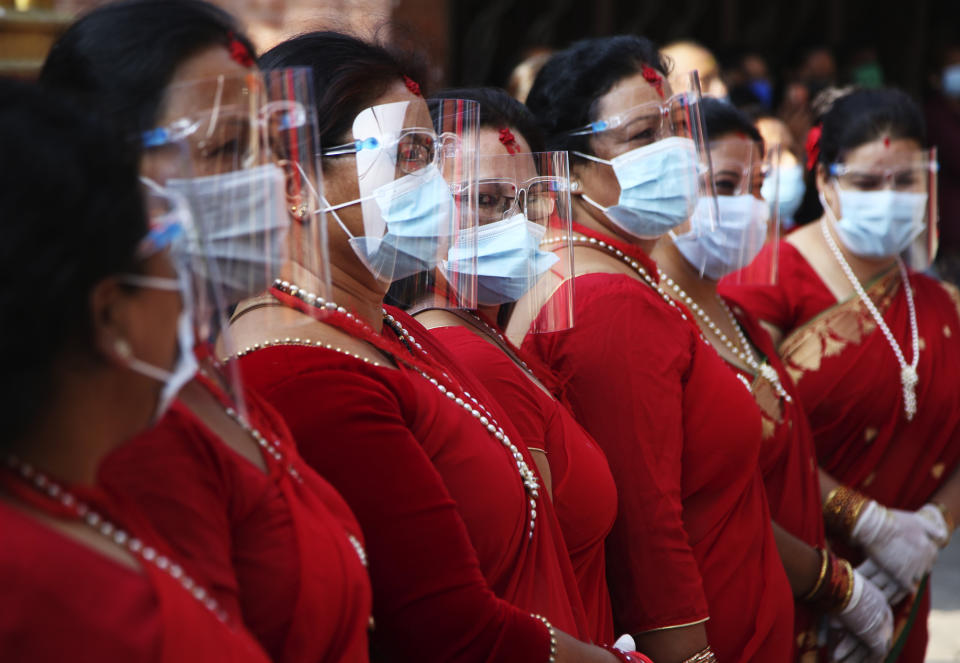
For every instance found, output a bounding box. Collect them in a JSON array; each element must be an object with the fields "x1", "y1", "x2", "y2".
[
  {"x1": 40, "y1": 2, "x2": 373, "y2": 660},
  {"x1": 661, "y1": 39, "x2": 728, "y2": 100},
  {"x1": 0, "y1": 78, "x2": 269, "y2": 663},
  {"x1": 722, "y1": 87, "x2": 960, "y2": 663},
  {"x1": 506, "y1": 47, "x2": 554, "y2": 103},
  {"x1": 755, "y1": 114, "x2": 806, "y2": 230},
  {"x1": 926, "y1": 38, "x2": 960, "y2": 285}
]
